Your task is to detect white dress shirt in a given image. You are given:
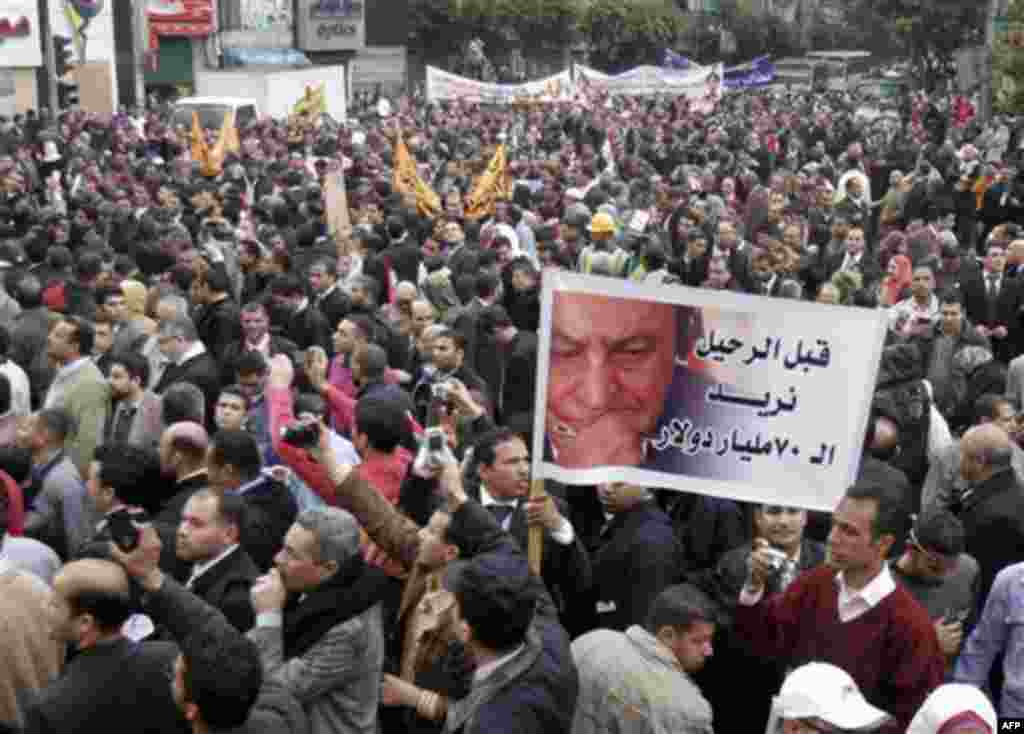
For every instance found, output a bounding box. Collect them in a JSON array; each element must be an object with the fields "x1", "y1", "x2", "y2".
[
  {"x1": 186, "y1": 544, "x2": 240, "y2": 589},
  {"x1": 479, "y1": 483, "x2": 574, "y2": 545}
]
